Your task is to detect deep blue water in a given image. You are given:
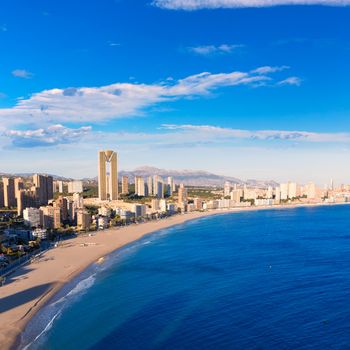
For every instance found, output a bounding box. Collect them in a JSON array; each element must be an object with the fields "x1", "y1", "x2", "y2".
[{"x1": 21, "y1": 206, "x2": 350, "y2": 350}]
